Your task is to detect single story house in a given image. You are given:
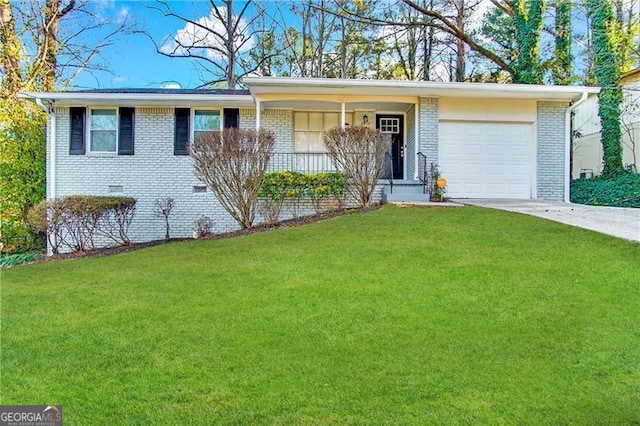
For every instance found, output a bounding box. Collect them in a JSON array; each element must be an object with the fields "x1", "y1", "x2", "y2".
[
  {"x1": 22, "y1": 77, "x2": 598, "y2": 245},
  {"x1": 573, "y1": 68, "x2": 640, "y2": 178}
]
